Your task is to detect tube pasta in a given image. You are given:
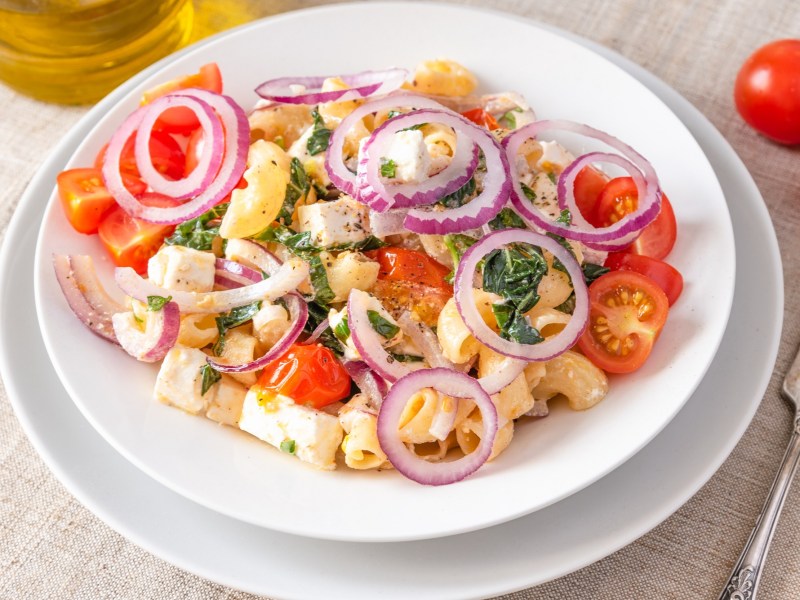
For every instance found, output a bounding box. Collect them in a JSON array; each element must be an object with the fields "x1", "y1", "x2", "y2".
[
  {"x1": 437, "y1": 291, "x2": 499, "y2": 364},
  {"x1": 339, "y1": 396, "x2": 387, "y2": 470},
  {"x1": 248, "y1": 103, "x2": 313, "y2": 148},
  {"x1": 536, "y1": 252, "x2": 574, "y2": 309},
  {"x1": 477, "y1": 346, "x2": 536, "y2": 420},
  {"x1": 252, "y1": 301, "x2": 290, "y2": 350},
  {"x1": 456, "y1": 407, "x2": 514, "y2": 461},
  {"x1": 177, "y1": 313, "x2": 219, "y2": 348},
  {"x1": 406, "y1": 430, "x2": 457, "y2": 463},
  {"x1": 321, "y1": 251, "x2": 380, "y2": 302},
  {"x1": 526, "y1": 306, "x2": 572, "y2": 339},
  {"x1": 407, "y1": 59, "x2": 478, "y2": 97},
  {"x1": 533, "y1": 350, "x2": 609, "y2": 411}
]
